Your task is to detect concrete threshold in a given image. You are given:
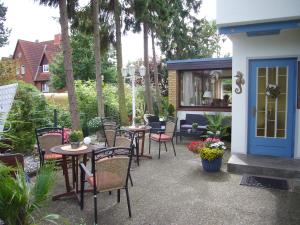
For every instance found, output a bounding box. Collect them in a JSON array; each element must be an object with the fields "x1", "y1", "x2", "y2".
[{"x1": 227, "y1": 153, "x2": 300, "y2": 179}]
